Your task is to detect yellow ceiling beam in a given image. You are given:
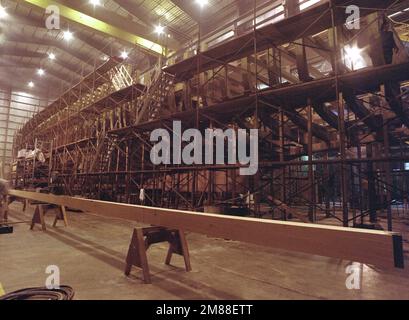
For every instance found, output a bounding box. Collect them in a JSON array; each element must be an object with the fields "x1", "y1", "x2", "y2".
[
  {"x1": 23, "y1": 0, "x2": 164, "y2": 55},
  {"x1": 399, "y1": 33, "x2": 409, "y2": 43}
]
